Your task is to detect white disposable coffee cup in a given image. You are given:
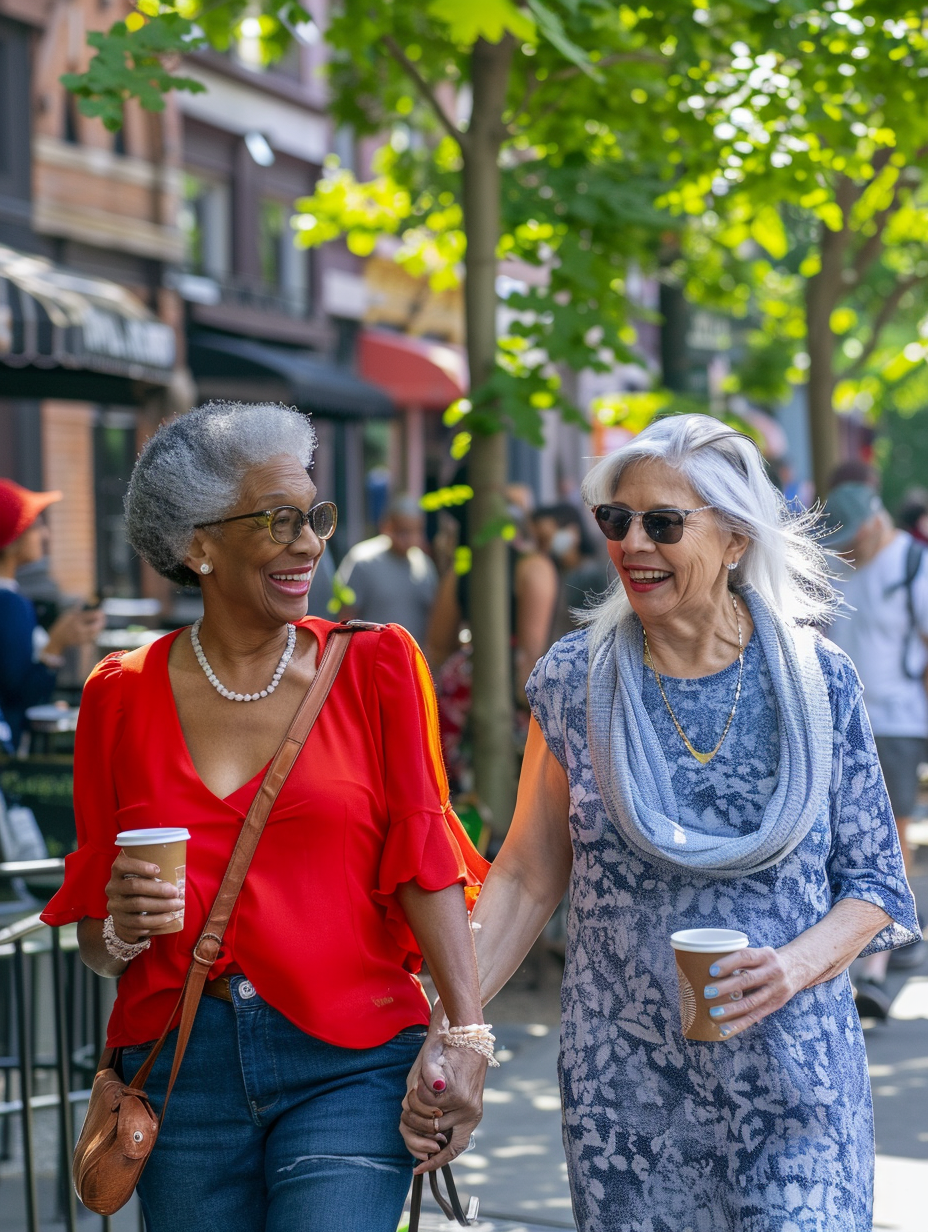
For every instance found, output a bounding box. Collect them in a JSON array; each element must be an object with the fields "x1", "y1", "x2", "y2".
[
  {"x1": 117, "y1": 828, "x2": 191, "y2": 934},
  {"x1": 670, "y1": 928, "x2": 749, "y2": 1041}
]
